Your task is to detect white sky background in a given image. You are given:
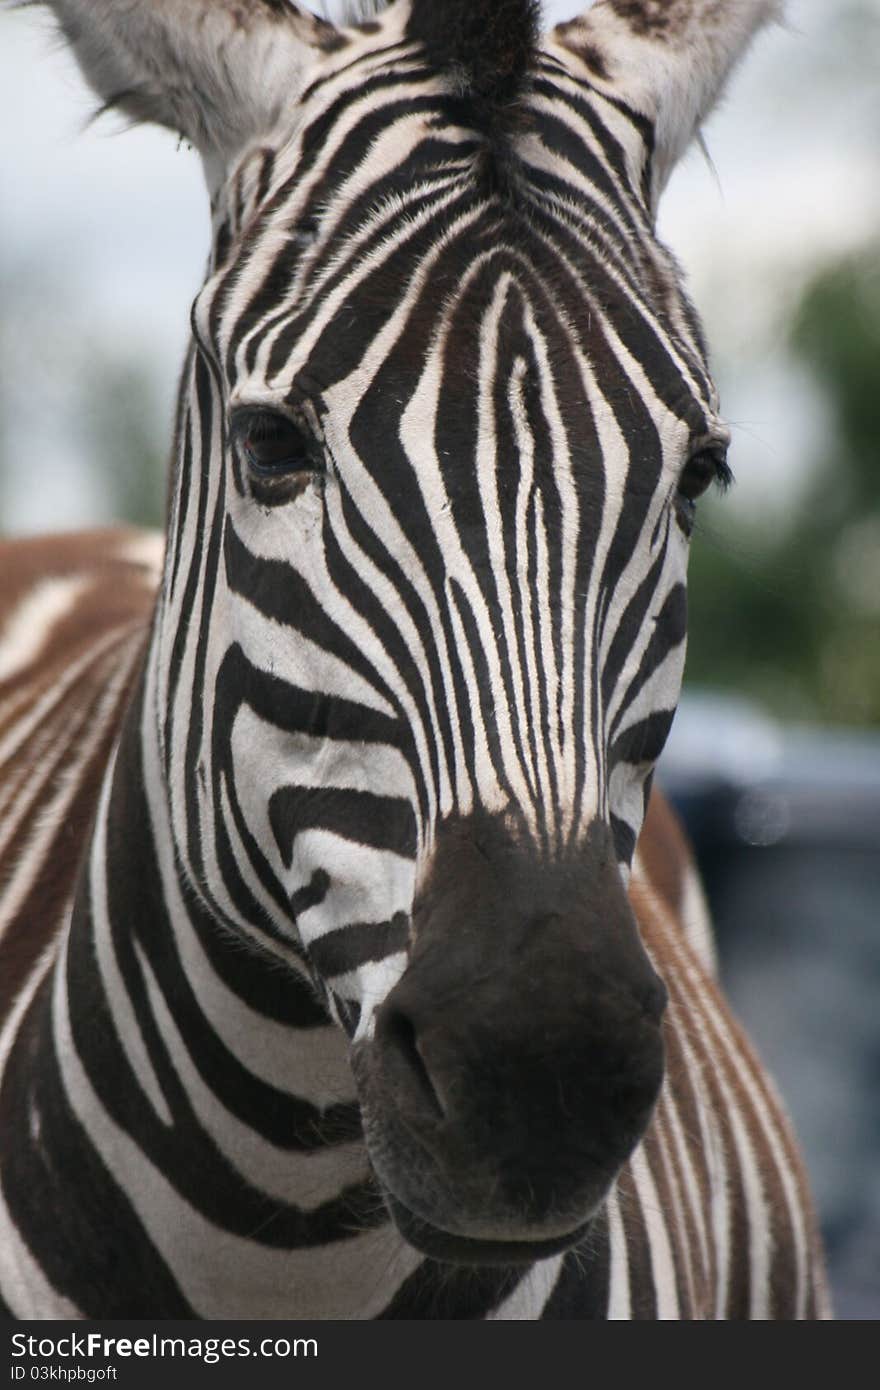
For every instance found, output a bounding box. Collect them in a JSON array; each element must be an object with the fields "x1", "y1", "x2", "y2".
[{"x1": 1, "y1": 0, "x2": 878, "y2": 533}]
